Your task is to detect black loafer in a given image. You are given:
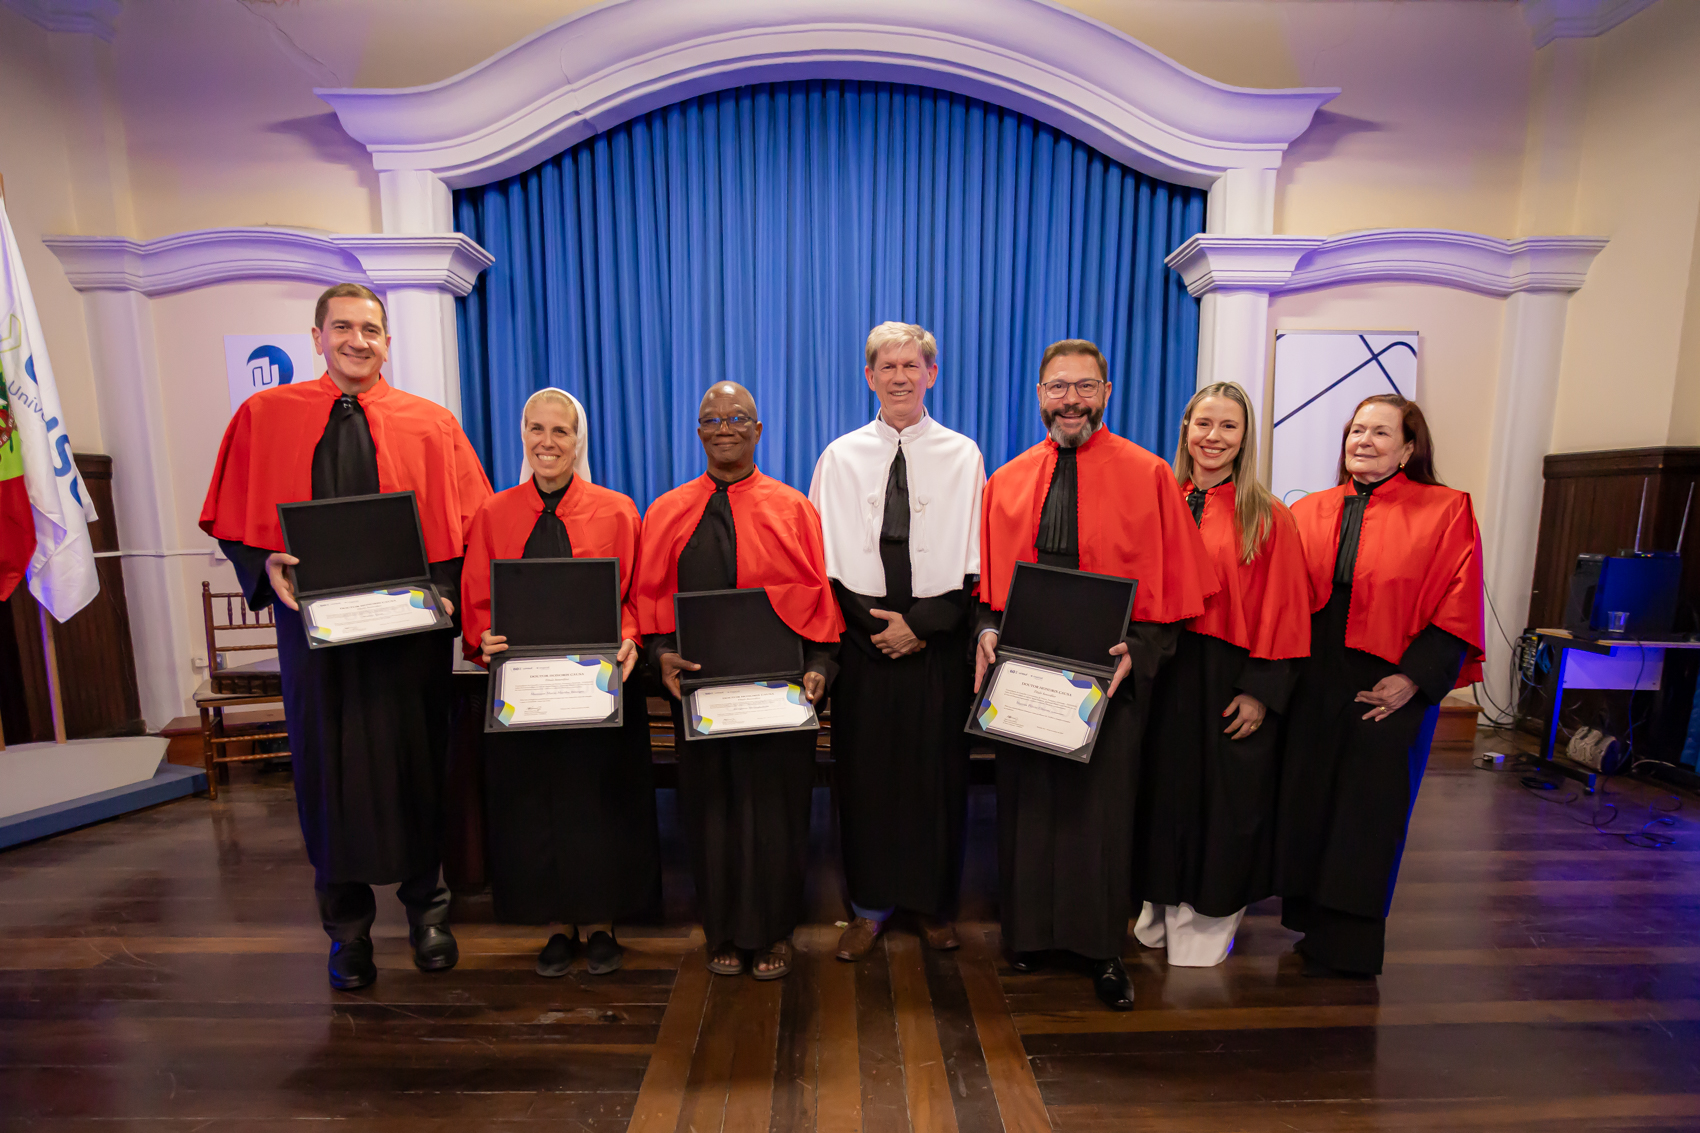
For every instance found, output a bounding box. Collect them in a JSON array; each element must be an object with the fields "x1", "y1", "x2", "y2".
[
  {"x1": 328, "y1": 937, "x2": 376, "y2": 990},
  {"x1": 536, "y1": 932, "x2": 580, "y2": 978},
  {"x1": 584, "y1": 930, "x2": 624, "y2": 976},
  {"x1": 410, "y1": 924, "x2": 459, "y2": 972},
  {"x1": 1009, "y1": 950, "x2": 1047, "y2": 974},
  {"x1": 1092, "y1": 958, "x2": 1135, "y2": 1011}
]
